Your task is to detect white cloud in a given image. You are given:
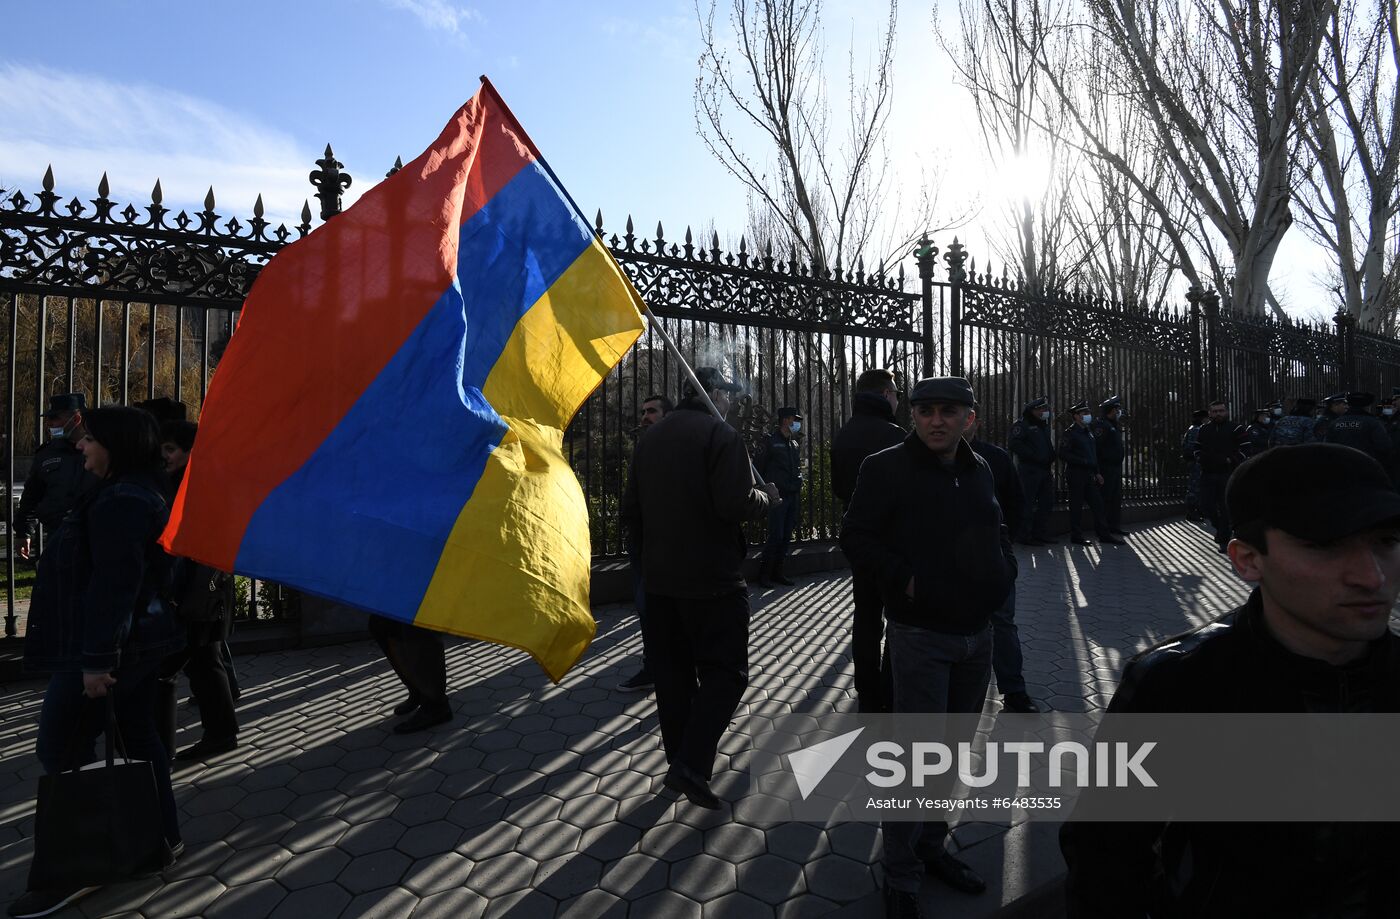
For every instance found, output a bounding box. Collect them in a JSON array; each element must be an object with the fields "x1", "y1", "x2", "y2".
[
  {"x1": 385, "y1": 0, "x2": 481, "y2": 34},
  {"x1": 0, "y1": 64, "x2": 326, "y2": 229}
]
